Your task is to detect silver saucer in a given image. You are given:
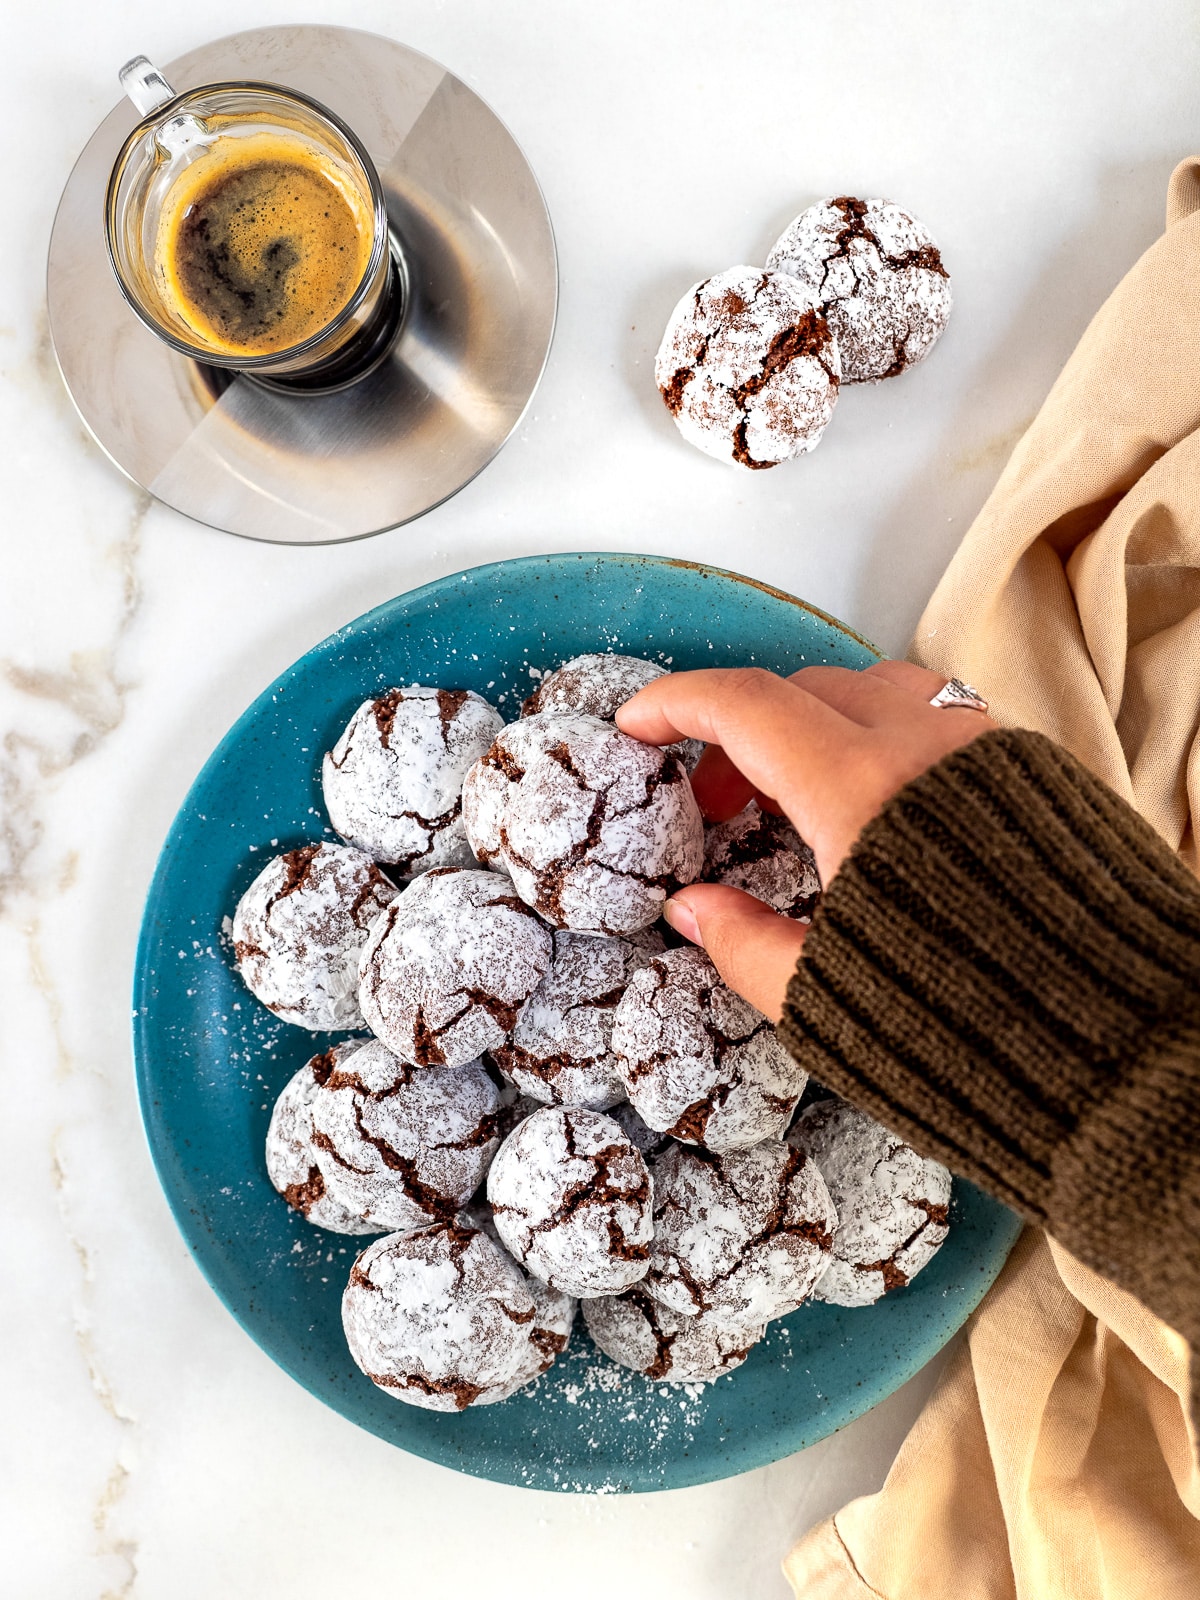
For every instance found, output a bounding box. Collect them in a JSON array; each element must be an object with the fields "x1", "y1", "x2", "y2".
[{"x1": 46, "y1": 26, "x2": 558, "y2": 543}]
